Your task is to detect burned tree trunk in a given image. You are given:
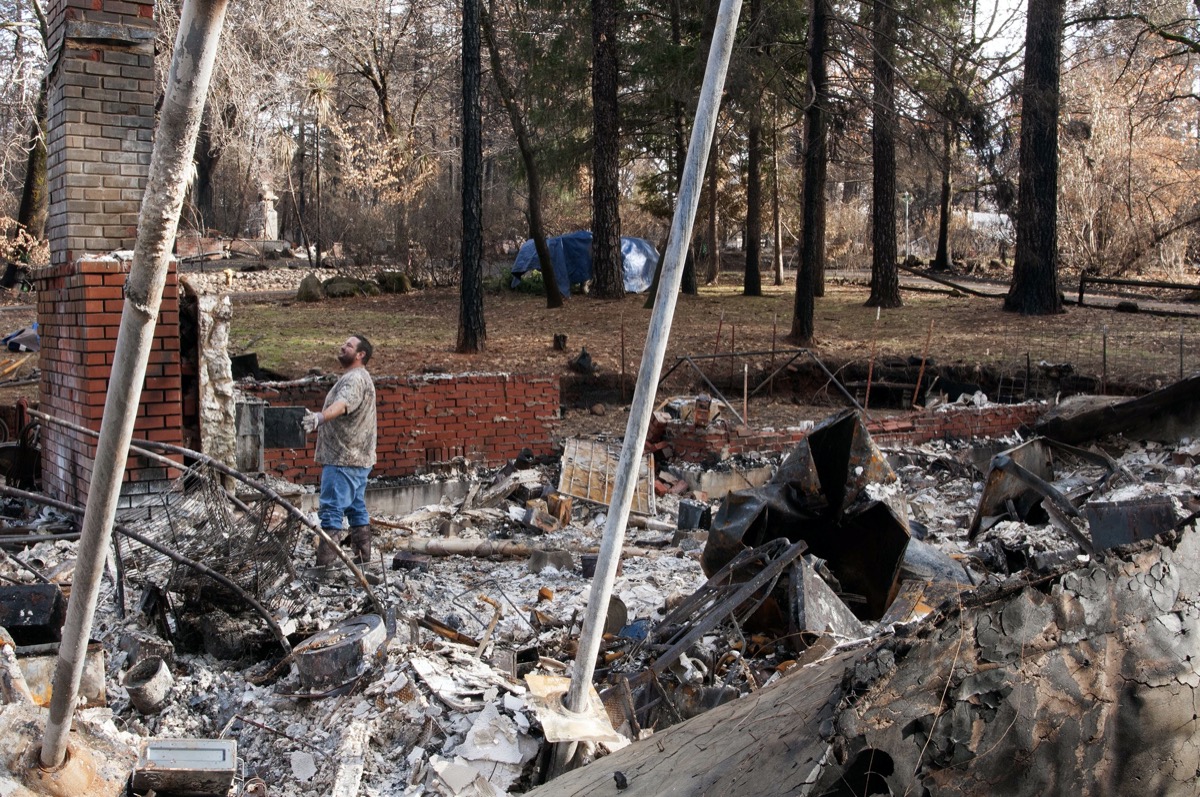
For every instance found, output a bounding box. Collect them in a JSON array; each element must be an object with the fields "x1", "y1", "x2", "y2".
[
  {"x1": 590, "y1": 0, "x2": 624, "y2": 300},
  {"x1": 788, "y1": 0, "x2": 829, "y2": 344},
  {"x1": 458, "y1": 0, "x2": 486, "y2": 353},
  {"x1": 866, "y1": 0, "x2": 900, "y2": 309},
  {"x1": 1005, "y1": 0, "x2": 1065, "y2": 315}
]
